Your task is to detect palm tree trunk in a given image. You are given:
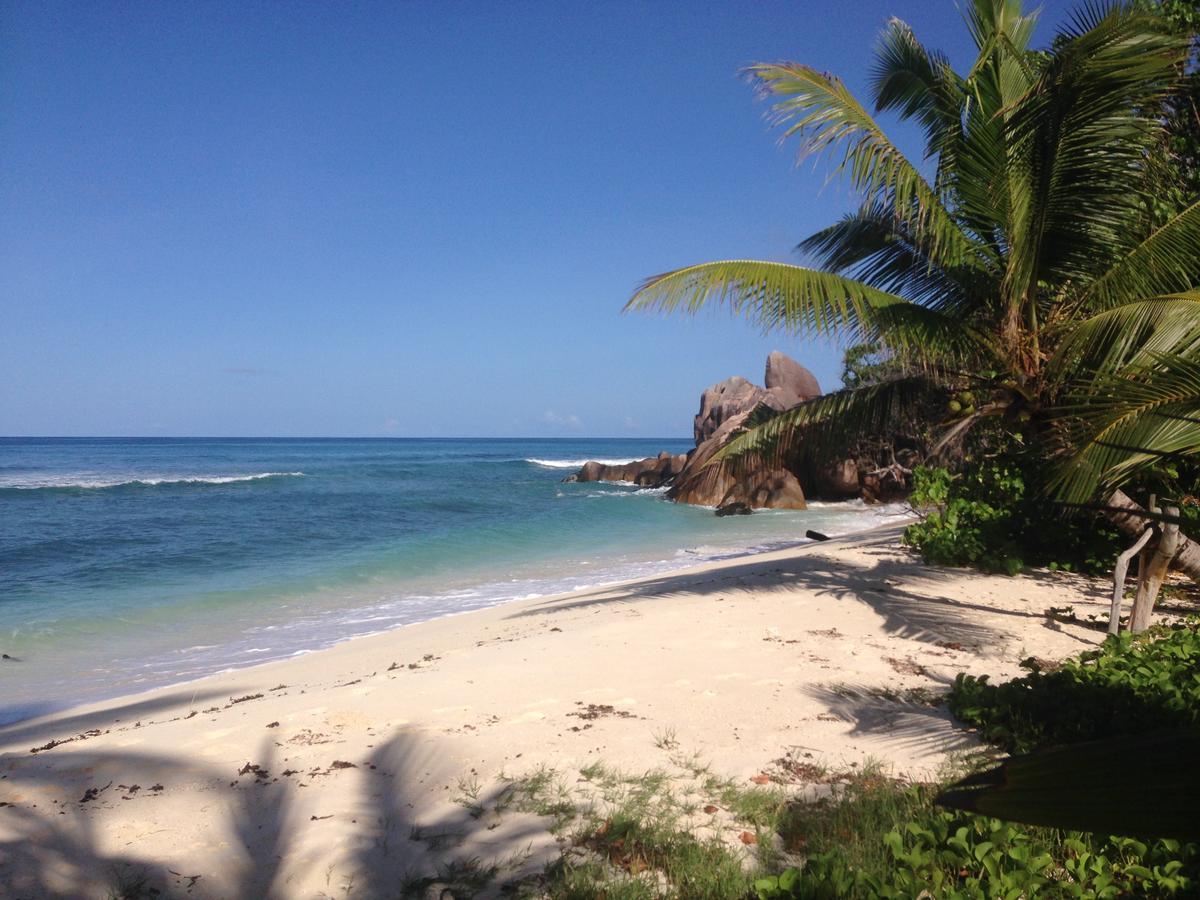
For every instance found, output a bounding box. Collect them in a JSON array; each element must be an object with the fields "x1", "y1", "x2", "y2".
[{"x1": 1106, "y1": 490, "x2": 1200, "y2": 584}]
